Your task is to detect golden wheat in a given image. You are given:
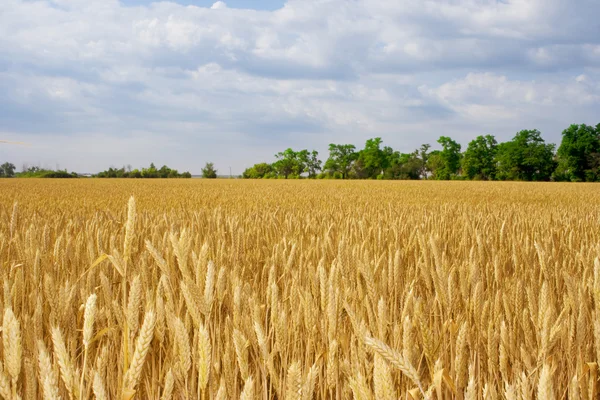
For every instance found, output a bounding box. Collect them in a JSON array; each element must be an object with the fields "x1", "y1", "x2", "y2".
[{"x1": 1, "y1": 178, "x2": 600, "y2": 398}]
